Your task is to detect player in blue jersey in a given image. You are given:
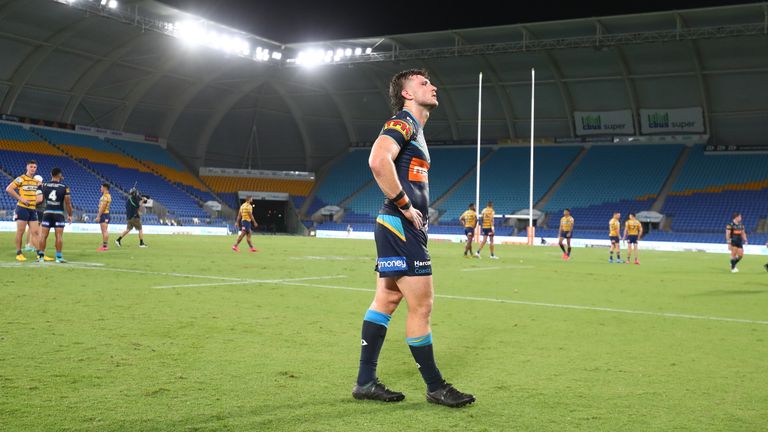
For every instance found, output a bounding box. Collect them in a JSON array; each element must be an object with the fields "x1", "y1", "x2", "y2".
[
  {"x1": 352, "y1": 69, "x2": 474, "y2": 408},
  {"x1": 35, "y1": 168, "x2": 72, "y2": 263}
]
